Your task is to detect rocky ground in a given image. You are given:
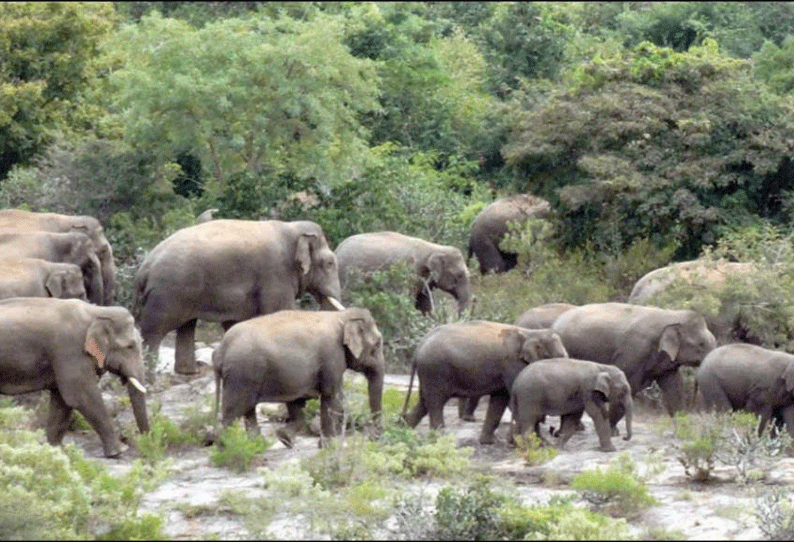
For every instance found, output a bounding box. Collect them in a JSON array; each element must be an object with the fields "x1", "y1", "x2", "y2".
[{"x1": 55, "y1": 339, "x2": 794, "y2": 540}]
